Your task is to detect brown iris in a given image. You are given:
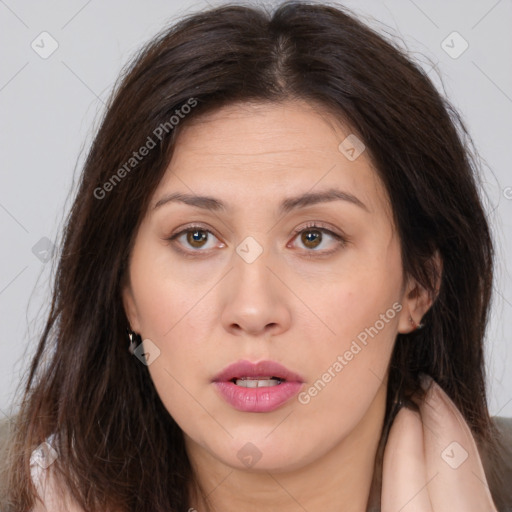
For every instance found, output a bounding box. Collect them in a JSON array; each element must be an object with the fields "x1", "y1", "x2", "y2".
[
  {"x1": 187, "y1": 230, "x2": 208, "y2": 248},
  {"x1": 301, "y1": 229, "x2": 322, "y2": 249}
]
